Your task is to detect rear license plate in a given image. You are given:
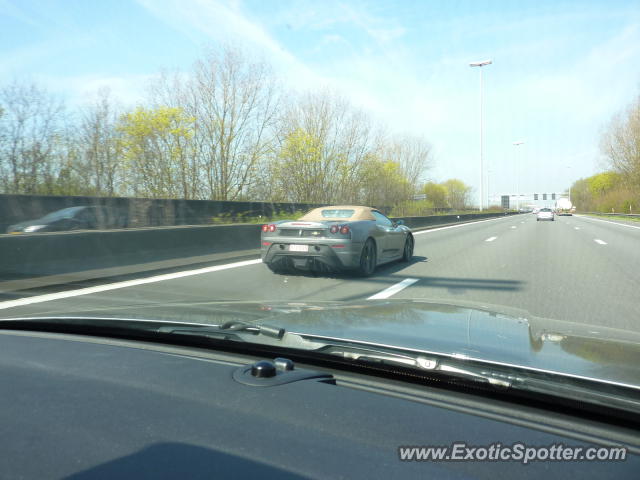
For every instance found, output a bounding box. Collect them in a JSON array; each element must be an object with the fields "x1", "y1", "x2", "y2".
[{"x1": 289, "y1": 244, "x2": 309, "y2": 252}]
